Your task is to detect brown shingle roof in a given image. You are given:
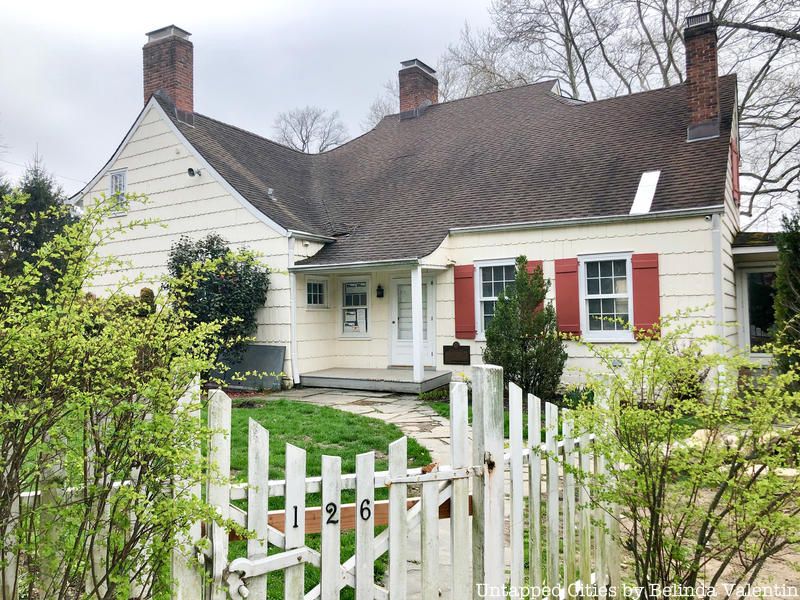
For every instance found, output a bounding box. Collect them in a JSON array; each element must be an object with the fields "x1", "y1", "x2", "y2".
[{"x1": 158, "y1": 76, "x2": 737, "y2": 266}]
